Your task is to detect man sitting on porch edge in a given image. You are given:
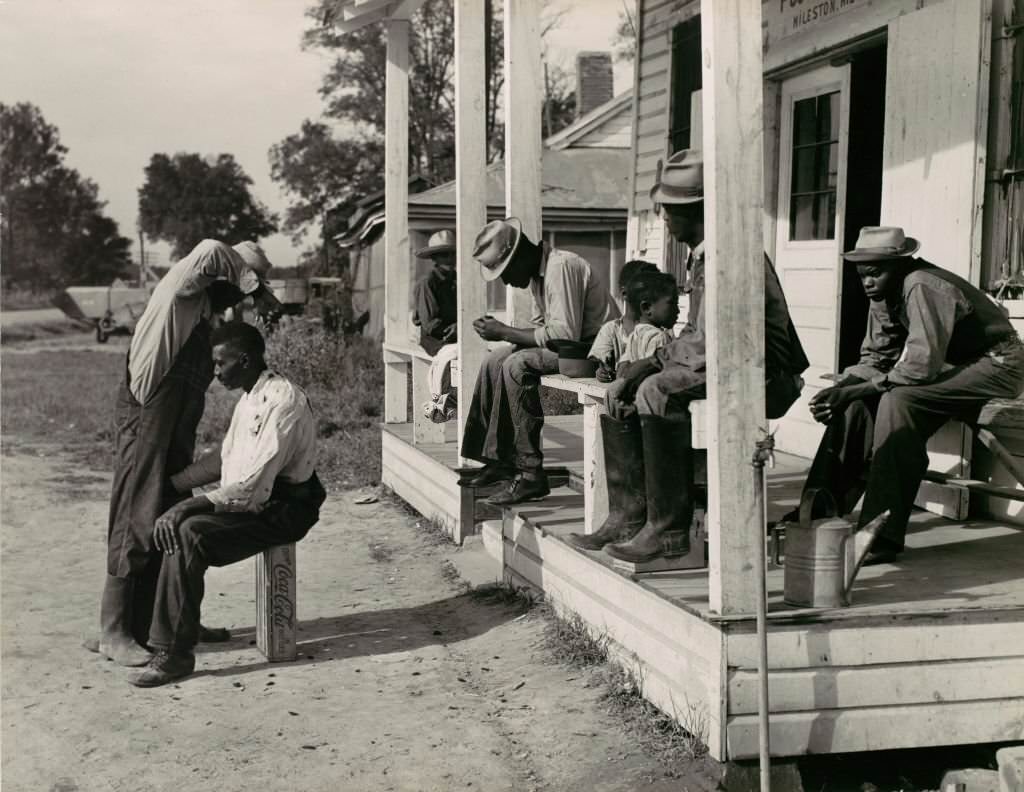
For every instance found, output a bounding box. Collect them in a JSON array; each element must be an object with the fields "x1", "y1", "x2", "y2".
[
  {"x1": 461, "y1": 218, "x2": 617, "y2": 506},
  {"x1": 581, "y1": 149, "x2": 808, "y2": 564},
  {"x1": 129, "y1": 322, "x2": 325, "y2": 687},
  {"x1": 789, "y1": 225, "x2": 1024, "y2": 565},
  {"x1": 413, "y1": 229, "x2": 458, "y2": 356}
]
